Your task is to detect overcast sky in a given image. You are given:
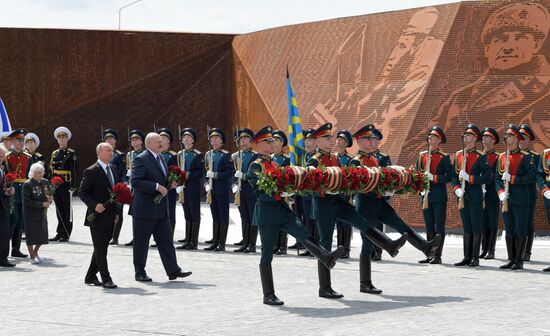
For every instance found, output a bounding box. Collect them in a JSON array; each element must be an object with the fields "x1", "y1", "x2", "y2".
[{"x1": 0, "y1": 0, "x2": 460, "y2": 34}]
